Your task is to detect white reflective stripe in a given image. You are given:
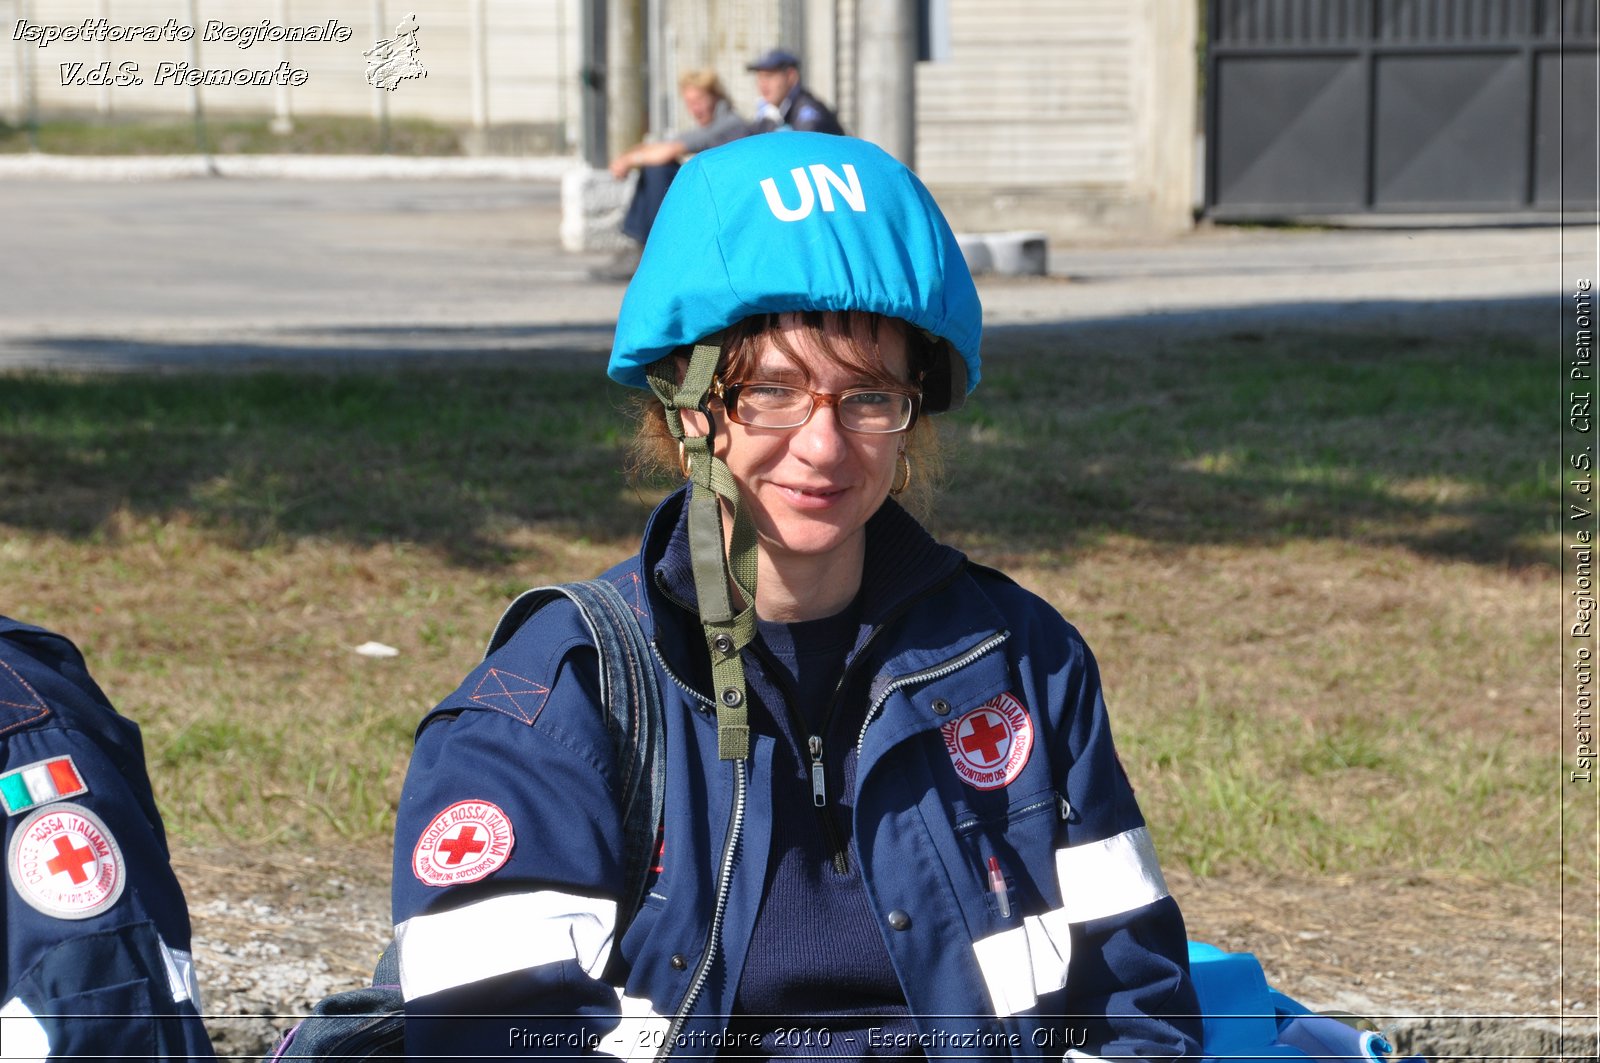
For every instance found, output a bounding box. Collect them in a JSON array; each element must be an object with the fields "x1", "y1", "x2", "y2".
[
  {"x1": 1065, "y1": 1050, "x2": 1113, "y2": 1063},
  {"x1": 972, "y1": 906, "x2": 1072, "y2": 1017},
  {"x1": 594, "y1": 991, "x2": 670, "y2": 1063},
  {"x1": 157, "y1": 938, "x2": 199, "y2": 1007},
  {"x1": 1054, "y1": 826, "x2": 1169, "y2": 923},
  {"x1": 395, "y1": 890, "x2": 617, "y2": 1001},
  {"x1": 972, "y1": 826, "x2": 1171, "y2": 1017},
  {"x1": 0, "y1": 996, "x2": 50, "y2": 1062}
]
